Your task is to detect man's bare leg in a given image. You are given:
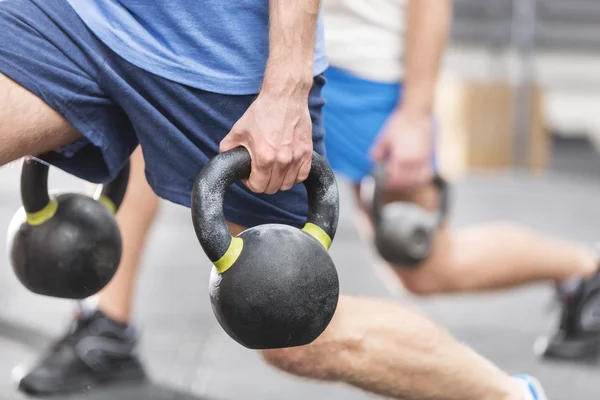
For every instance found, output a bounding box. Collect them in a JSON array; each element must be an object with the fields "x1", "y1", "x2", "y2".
[
  {"x1": 354, "y1": 183, "x2": 598, "y2": 295},
  {"x1": 400, "y1": 223, "x2": 597, "y2": 295},
  {"x1": 95, "y1": 147, "x2": 160, "y2": 323},
  {"x1": 225, "y1": 222, "x2": 525, "y2": 400},
  {"x1": 0, "y1": 73, "x2": 81, "y2": 164},
  {"x1": 263, "y1": 295, "x2": 525, "y2": 400}
]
